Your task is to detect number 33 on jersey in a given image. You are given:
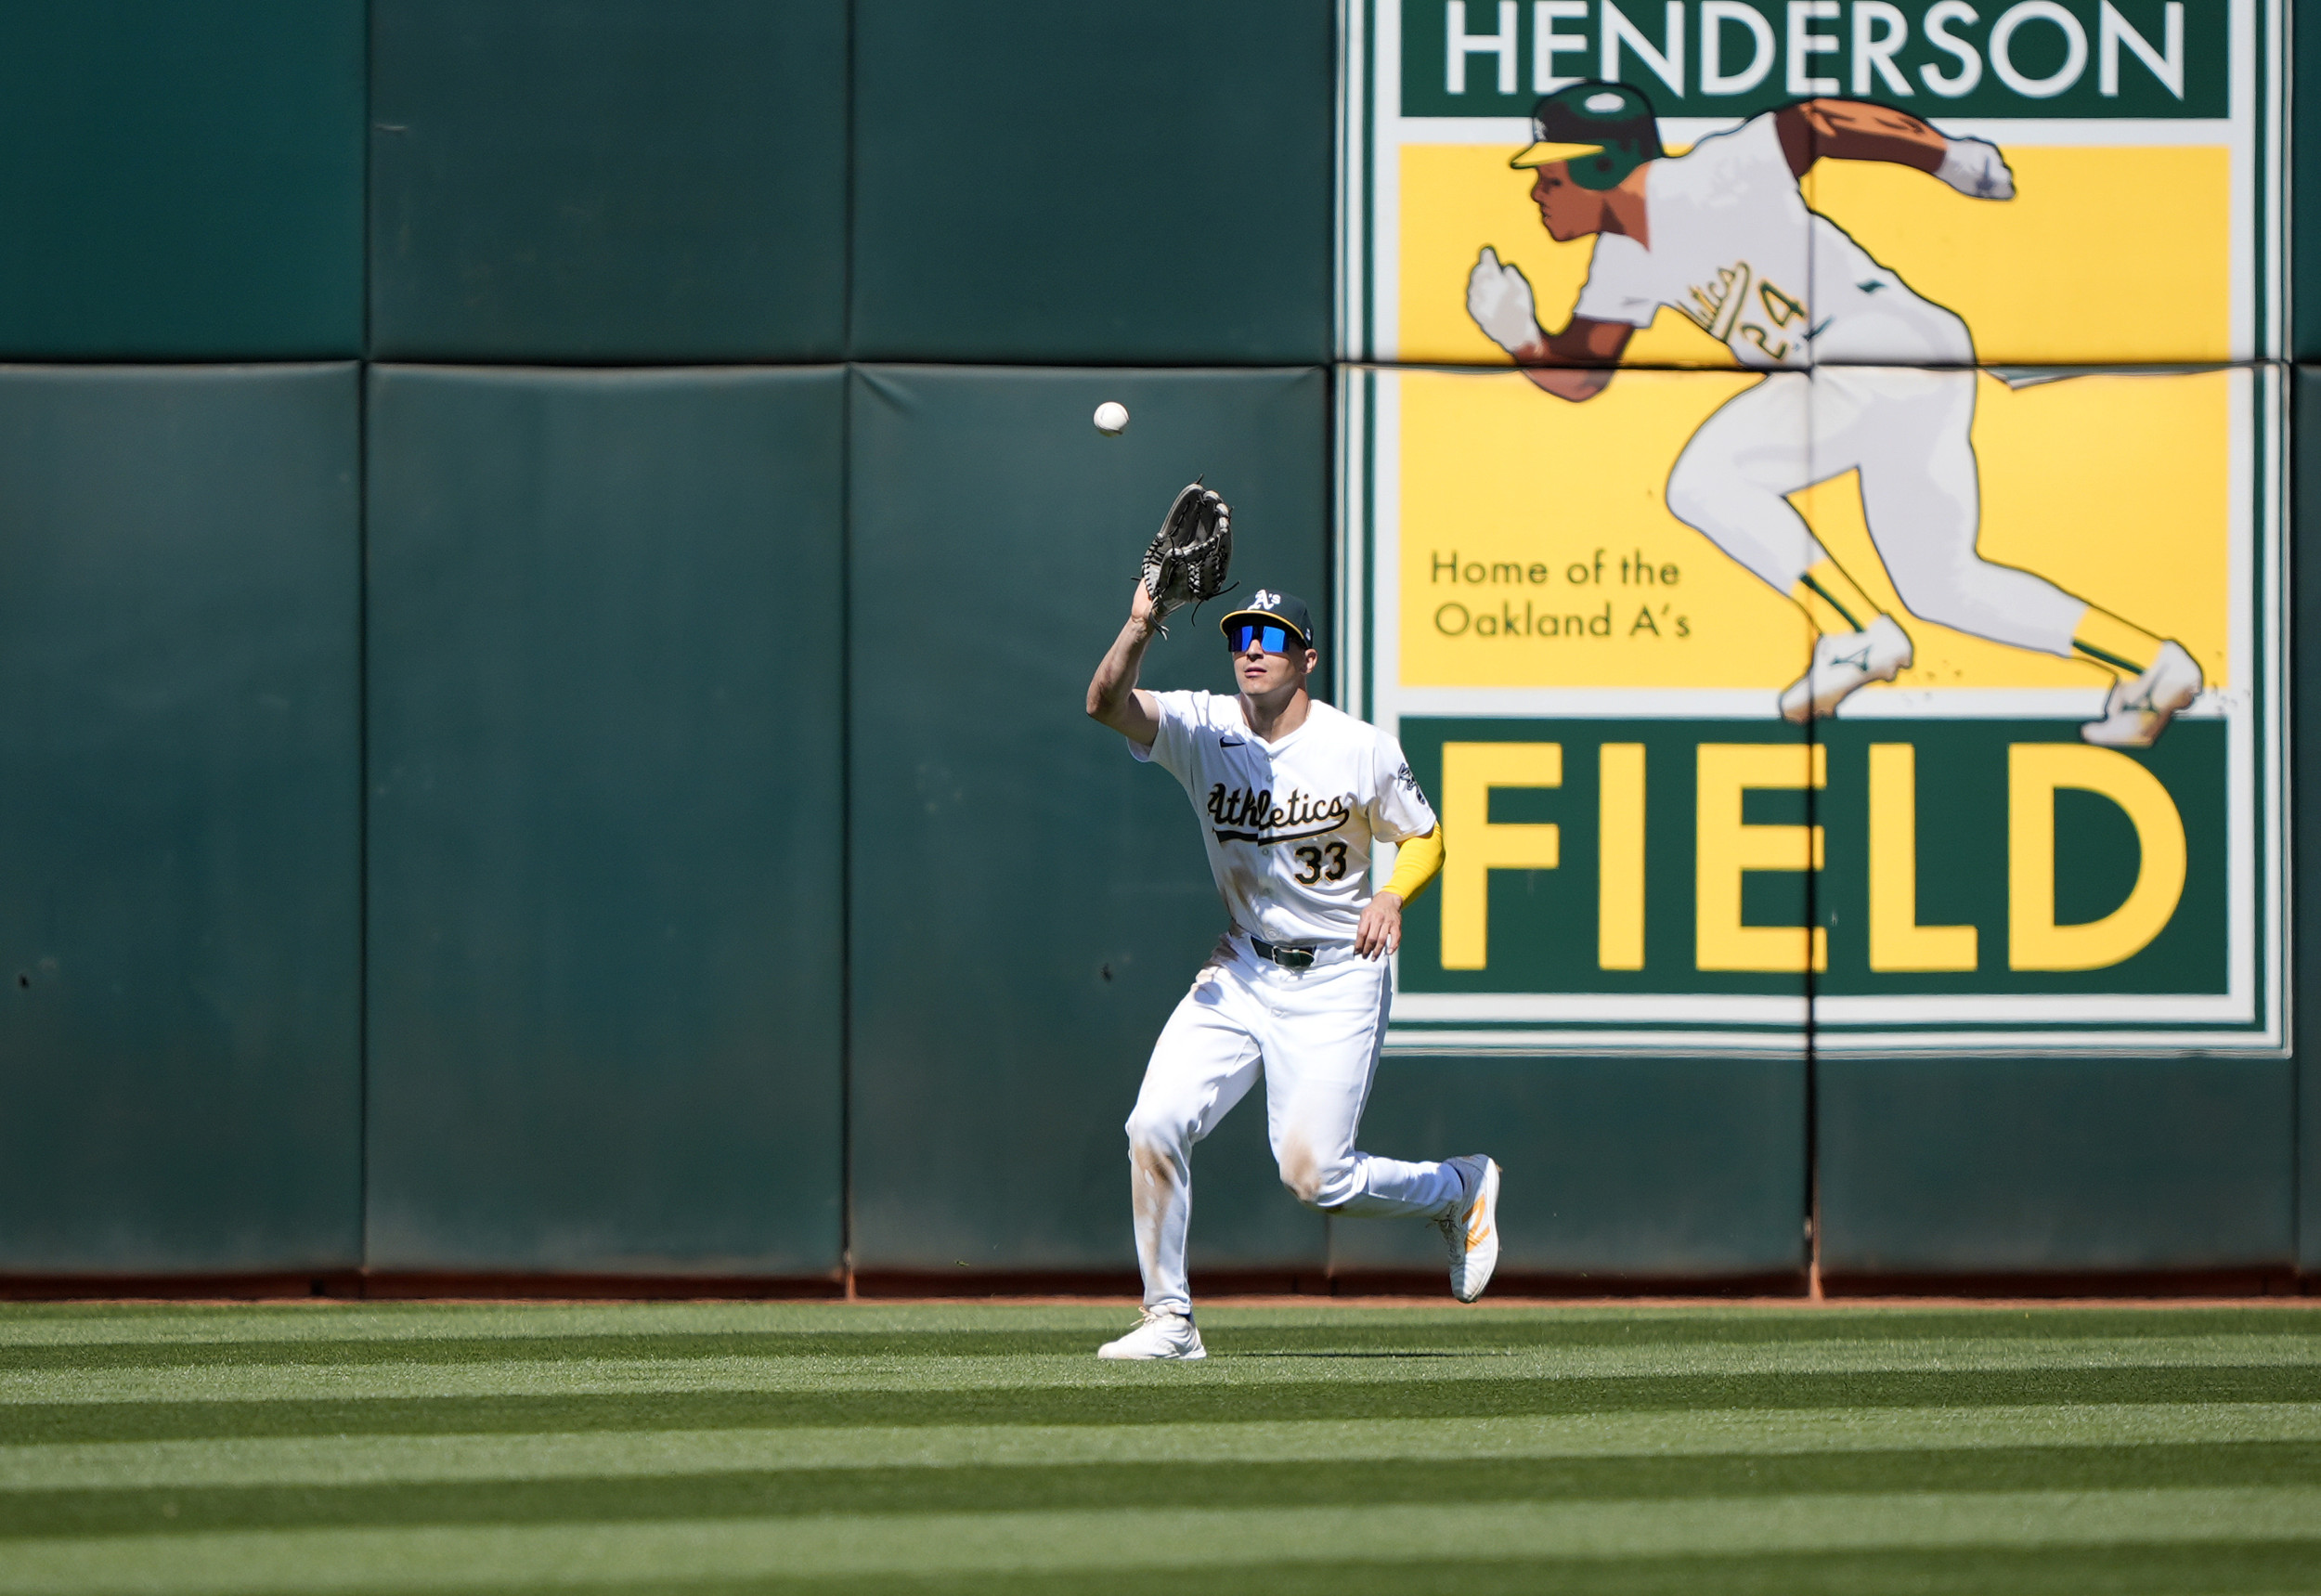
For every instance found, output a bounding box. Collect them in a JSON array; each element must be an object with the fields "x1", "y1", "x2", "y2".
[{"x1": 1134, "y1": 689, "x2": 1438, "y2": 948}]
